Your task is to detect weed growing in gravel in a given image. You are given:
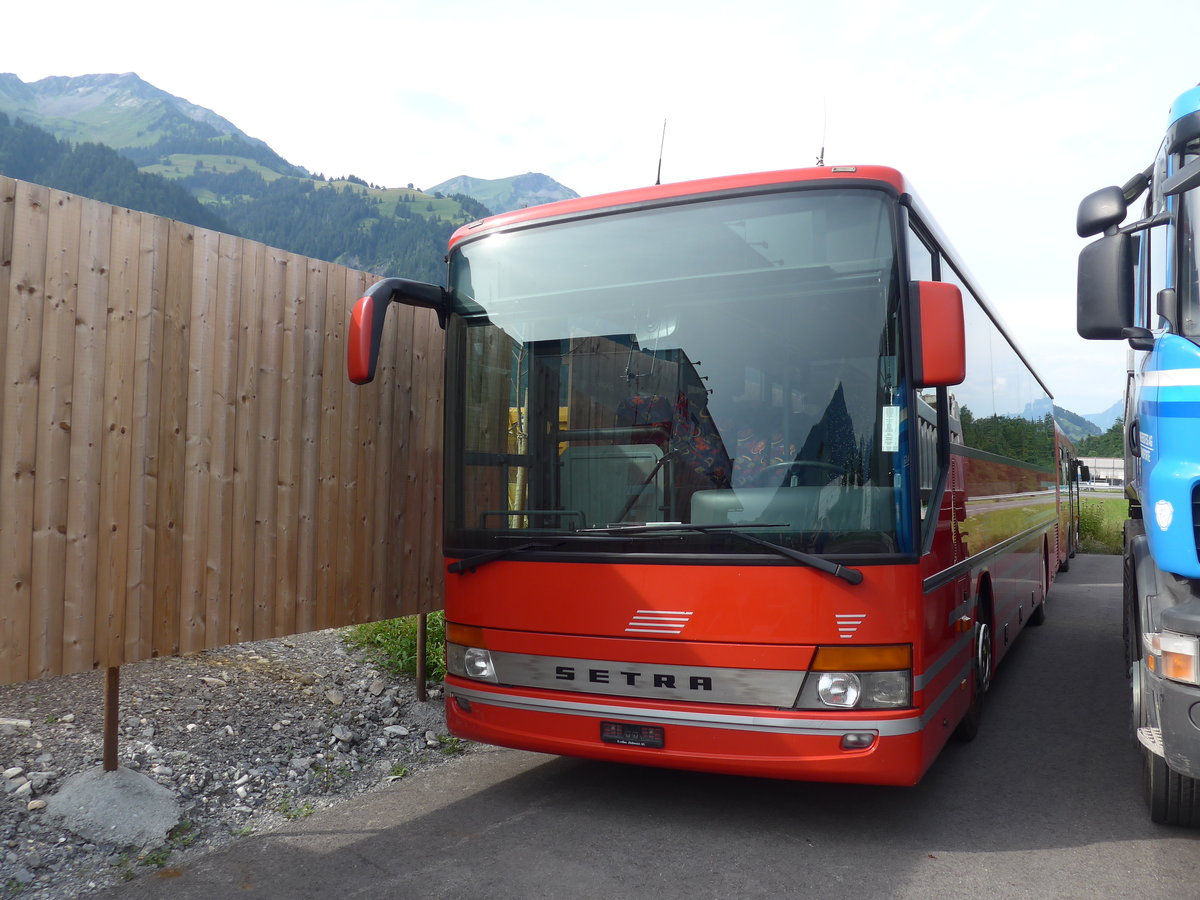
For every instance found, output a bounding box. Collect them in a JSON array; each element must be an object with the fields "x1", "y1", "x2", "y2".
[
  {"x1": 138, "y1": 848, "x2": 170, "y2": 868},
  {"x1": 345, "y1": 611, "x2": 446, "y2": 681},
  {"x1": 438, "y1": 736, "x2": 465, "y2": 755},
  {"x1": 229, "y1": 826, "x2": 255, "y2": 837},
  {"x1": 389, "y1": 763, "x2": 409, "y2": 778},
  {"x1": 277, "y1": 796, "x2": 315, "y2": 819}
]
